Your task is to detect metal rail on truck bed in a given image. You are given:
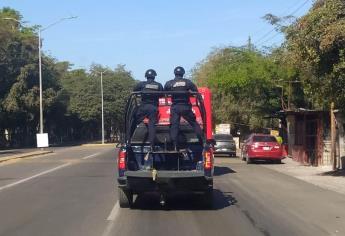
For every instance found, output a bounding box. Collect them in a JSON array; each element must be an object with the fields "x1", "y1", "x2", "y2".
[{"x1": 123, "y1": 91, "x2": 207, "y2": 145}]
